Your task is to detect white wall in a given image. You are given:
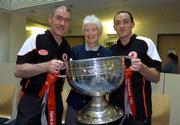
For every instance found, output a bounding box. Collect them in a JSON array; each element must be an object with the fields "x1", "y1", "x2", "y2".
[
  {"x1": 152, "y1": 73, "x2": 180, "y2": 125},
  {"x1": 164, "y1": 73, "x2": 180, "y2": 125},
  {"x1": 69, "y1": 22, "x2": 180, "y2": 46},
  {"x1": 134, "y1": 22, "x2": 180, "y2": 45},
  {"x1": 0, "y1": 12, "x2": 10, "y2": 62},
  {"x1": 0, "y1": 63, "x2": 20, "y2": 119},
  {"x1": 0, "y1": 12, "x2": 26, "y2": 63},
  {"x1": 152, "y1": 73, "x2": 165, "y2": 93},
  {"x1": 1, "y1": 9, "x2": 180, "y2": 124},
  {"x1": 9, "y1": 14, "x2": 26, "y2": 63},
  {"x1": 2, "y1": 10, "x2": 180, "y2": 63}
]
